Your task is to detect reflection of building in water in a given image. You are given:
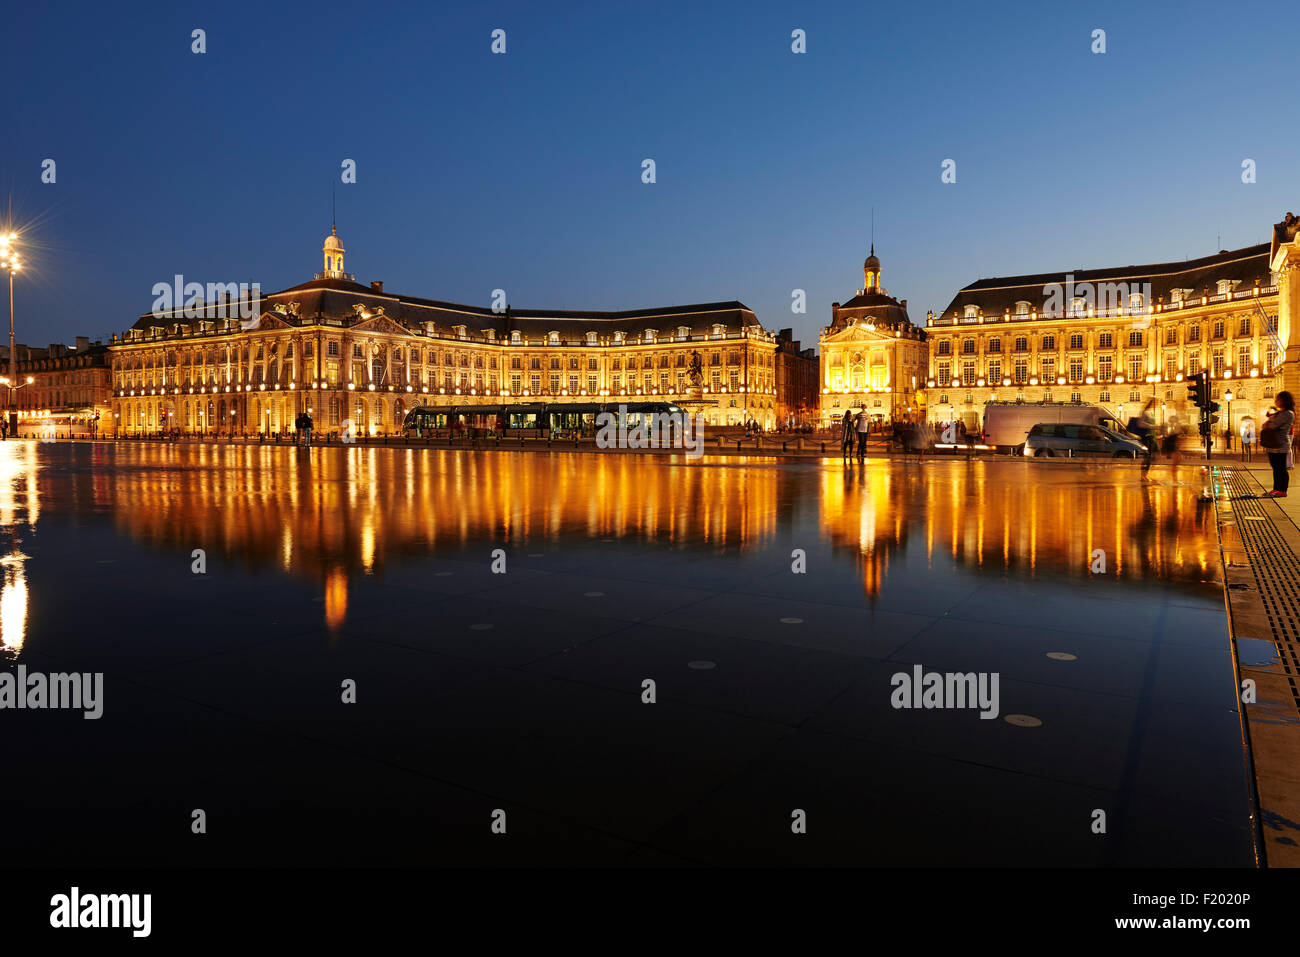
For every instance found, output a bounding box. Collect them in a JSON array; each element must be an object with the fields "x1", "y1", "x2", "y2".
[
  {"x1": 100, "y1": 445, "x2": 781, "y2": 628},
  {"x1": 820, "y1": 463, "x2": 1218, "y2": 601}
]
